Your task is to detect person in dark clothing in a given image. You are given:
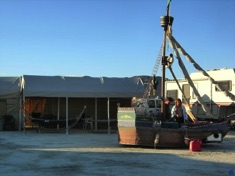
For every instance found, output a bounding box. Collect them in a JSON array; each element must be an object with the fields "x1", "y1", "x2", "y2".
[{"x1": 165, "y1": 97, "x2": 173, "y2": 120}]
